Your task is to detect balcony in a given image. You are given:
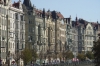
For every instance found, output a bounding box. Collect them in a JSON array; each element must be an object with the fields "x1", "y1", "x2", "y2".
[{"x1": 85, "y1": 34, "x2": 95, "y2": 37}]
